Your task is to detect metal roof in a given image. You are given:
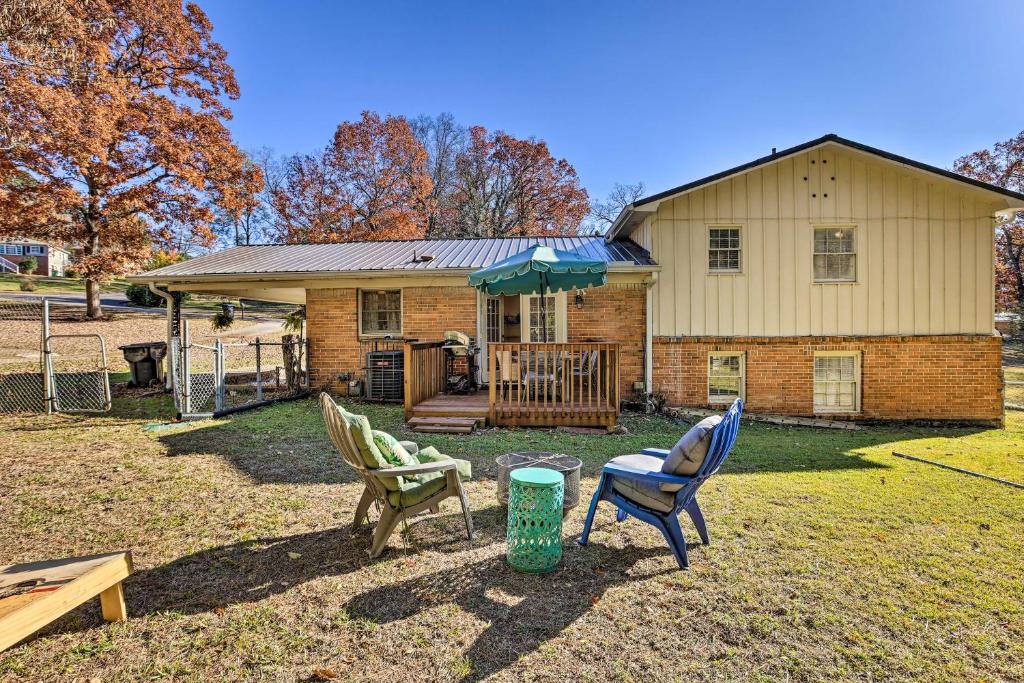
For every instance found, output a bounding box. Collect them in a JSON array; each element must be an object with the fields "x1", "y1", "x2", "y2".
[{"x1": 134, "y1": 236, "x2": 656, "y2": 281}]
